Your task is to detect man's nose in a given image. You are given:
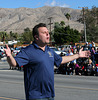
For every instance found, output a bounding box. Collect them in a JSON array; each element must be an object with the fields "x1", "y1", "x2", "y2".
[{"x1": 46, "y1": 32, "x2": 49, "y2": 36}]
